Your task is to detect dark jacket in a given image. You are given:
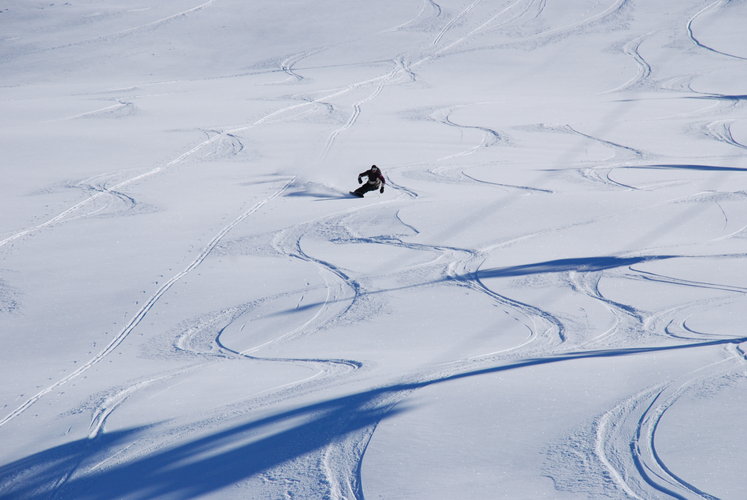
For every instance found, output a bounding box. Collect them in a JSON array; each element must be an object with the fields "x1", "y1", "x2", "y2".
[{"x1": 358, "y1": 168, "x2": 386, "y2": 188}]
